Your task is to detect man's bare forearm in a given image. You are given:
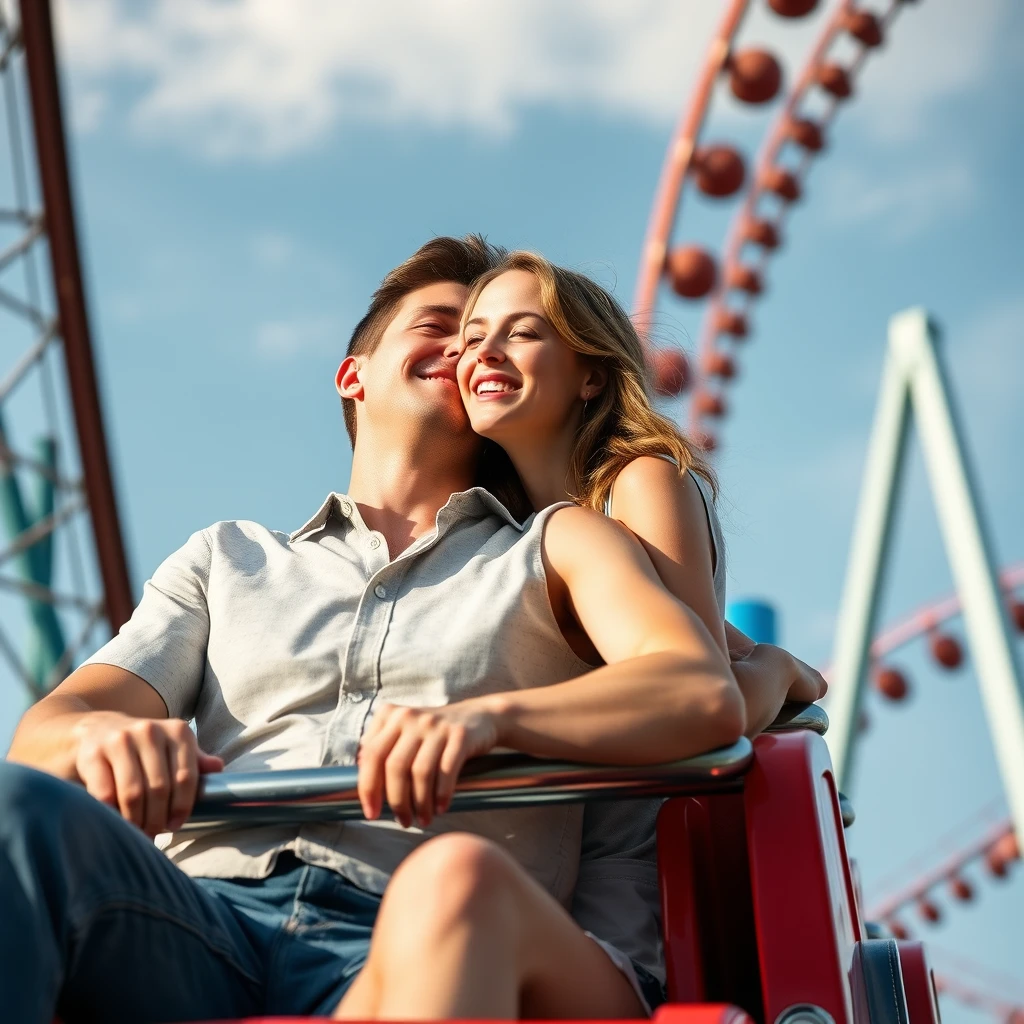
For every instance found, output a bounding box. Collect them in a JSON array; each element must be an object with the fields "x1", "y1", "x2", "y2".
[
  {"x1": 482, "y1": 650, "x2": 745, "y2": 766},
  {"x1": 7, "y1": 692, "x2": 96, "y2": 779}
]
